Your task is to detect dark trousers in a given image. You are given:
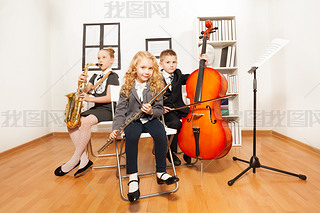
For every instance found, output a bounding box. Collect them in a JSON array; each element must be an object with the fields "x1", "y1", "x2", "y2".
[
  {"x1": 124, "y1": 119, "x2": 167, "y2": 174},
  {"x1": 163, "y1": 111, "x2": 182, "y2": 153}
]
